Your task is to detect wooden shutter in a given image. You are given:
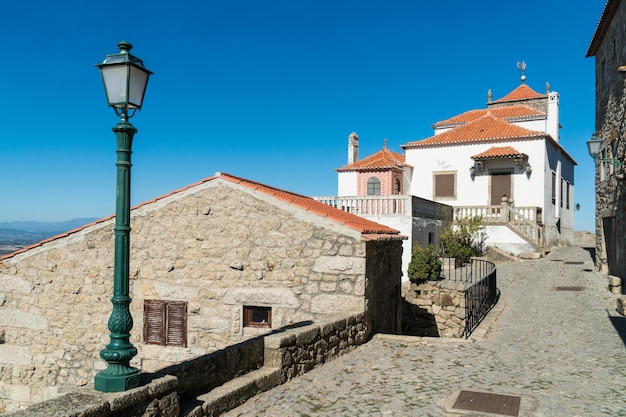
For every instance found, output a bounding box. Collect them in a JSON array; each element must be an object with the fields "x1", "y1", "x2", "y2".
[
  {"x1": 435, "y1": 173, "x2": 455, "y2": 198},
  {"x1": 144, "y1": 300, "x2": 165, "y2": 345},
  {"x1": 166, "y1": 301, "x2": 187, "y2": 347}
]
